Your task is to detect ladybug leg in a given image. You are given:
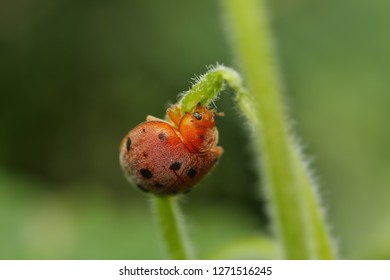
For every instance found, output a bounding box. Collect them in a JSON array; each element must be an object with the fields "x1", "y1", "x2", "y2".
[
  {"x1": 215, "y1": 111, "x2": 225, "y2": 117},
  {"x1": 210, "y1": 146, "x2": 224, "y2": 157},
  {"x1": 166, "y1": 104, "x2": 182, "y2": 127},
  {"x1": 146, "y1": 115, "x2": 165, "y2": 122}
]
